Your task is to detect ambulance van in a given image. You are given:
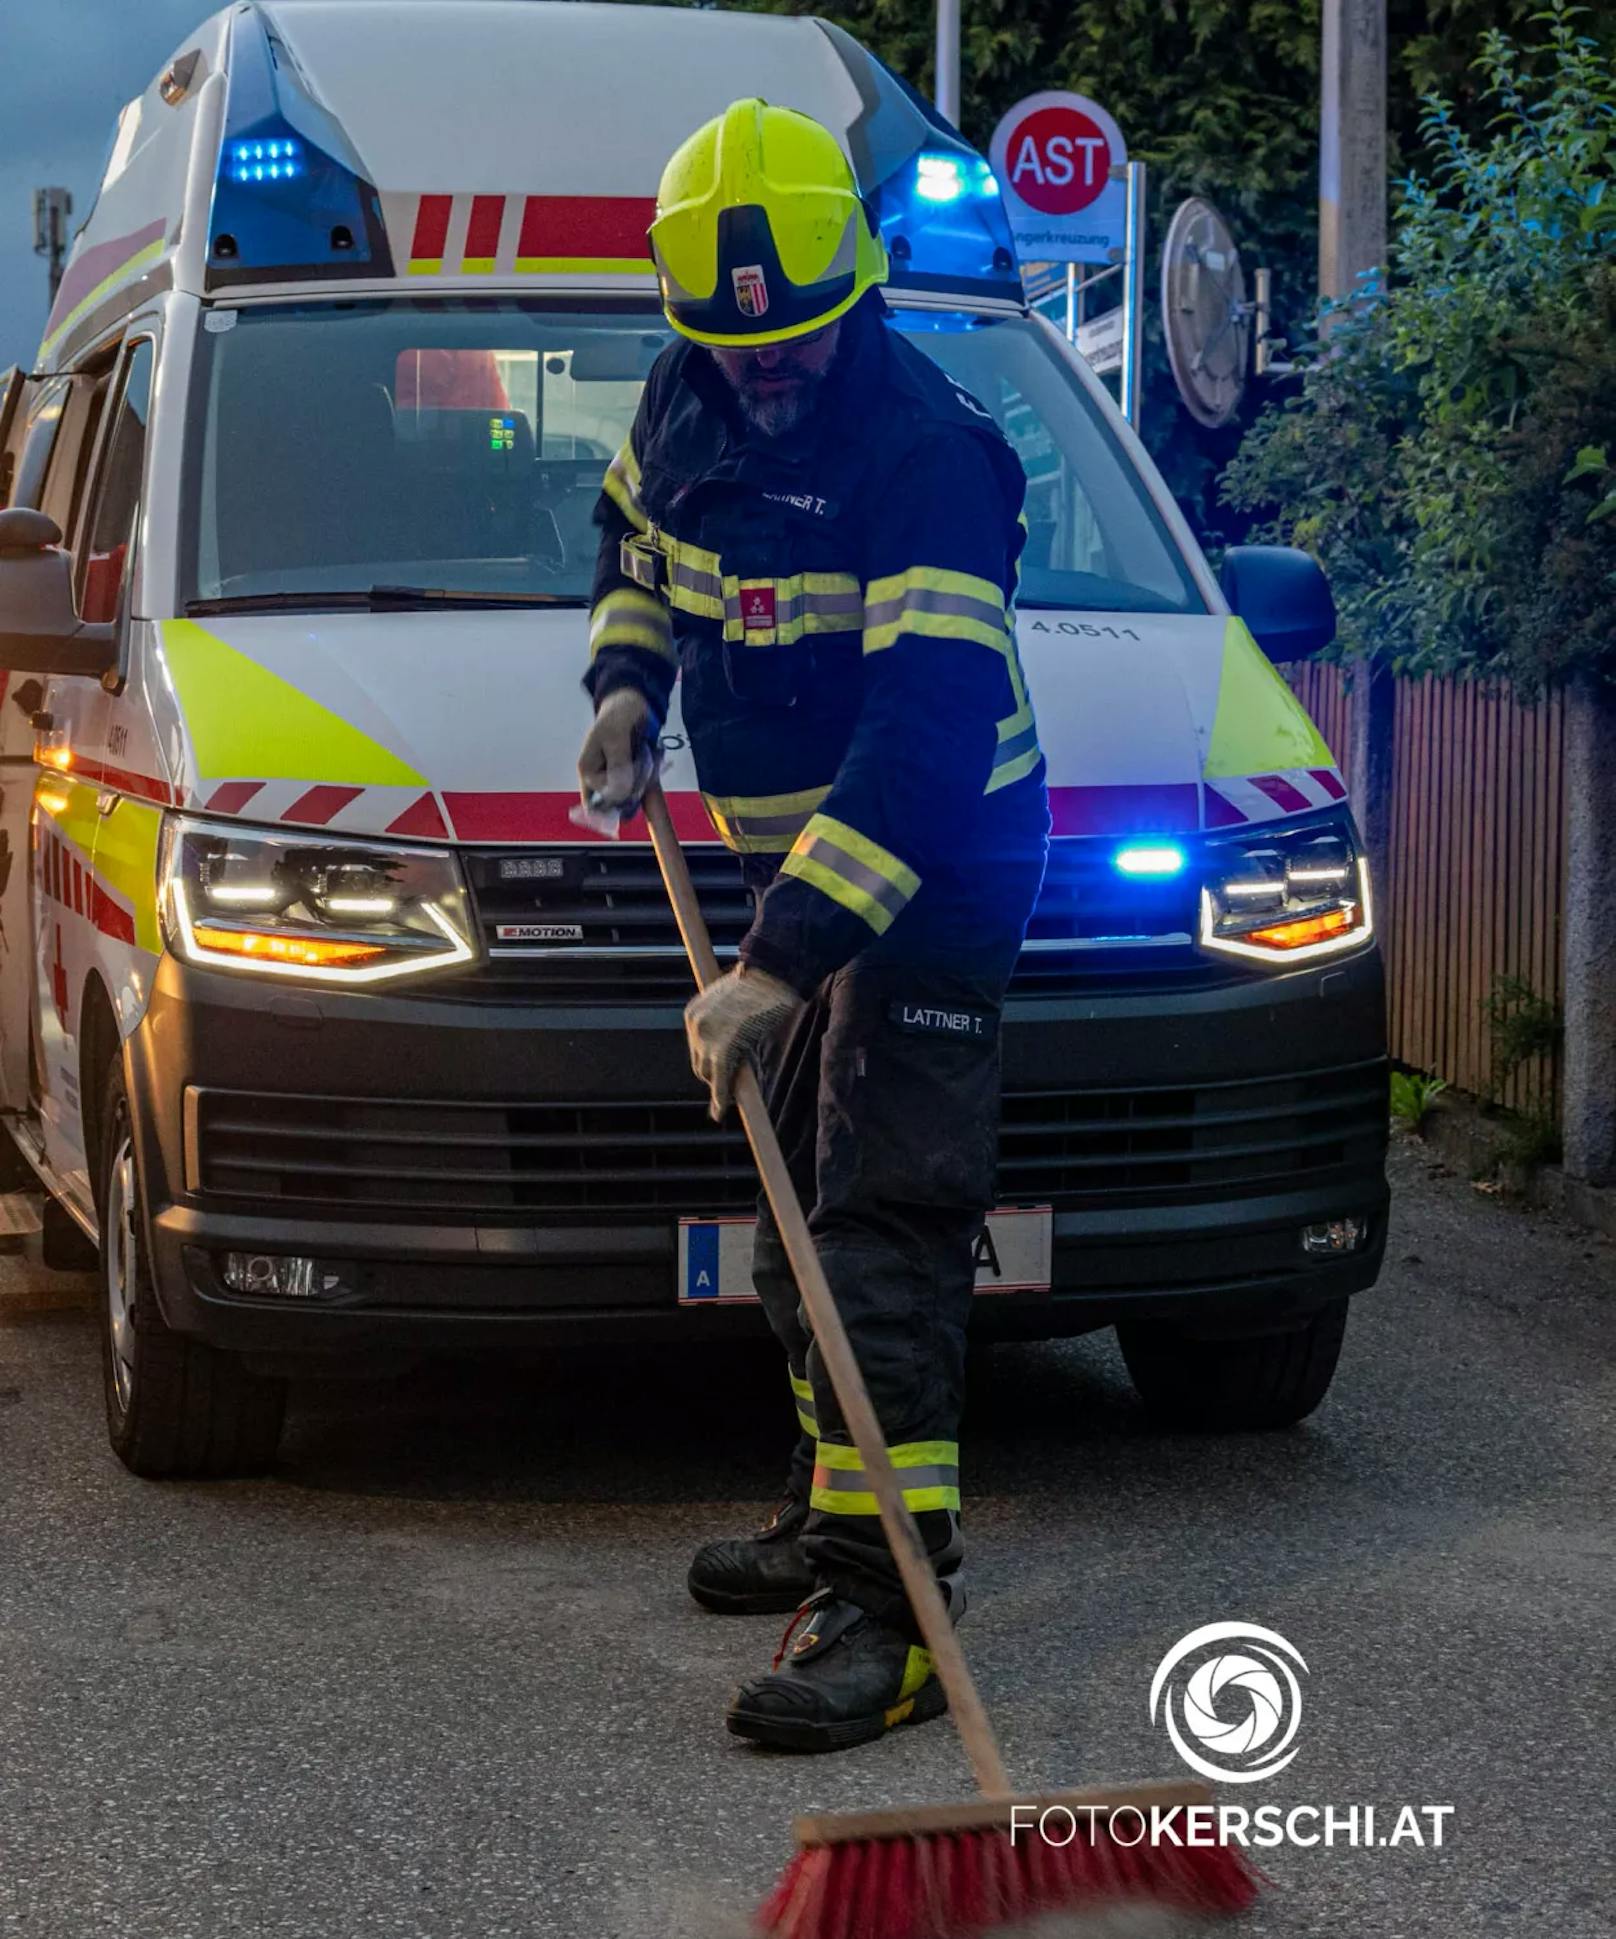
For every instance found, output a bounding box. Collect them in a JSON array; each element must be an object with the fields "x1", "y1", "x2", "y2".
[{"x1": 0, "y1": 1, "x2": 1387, "y2": 1475}]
